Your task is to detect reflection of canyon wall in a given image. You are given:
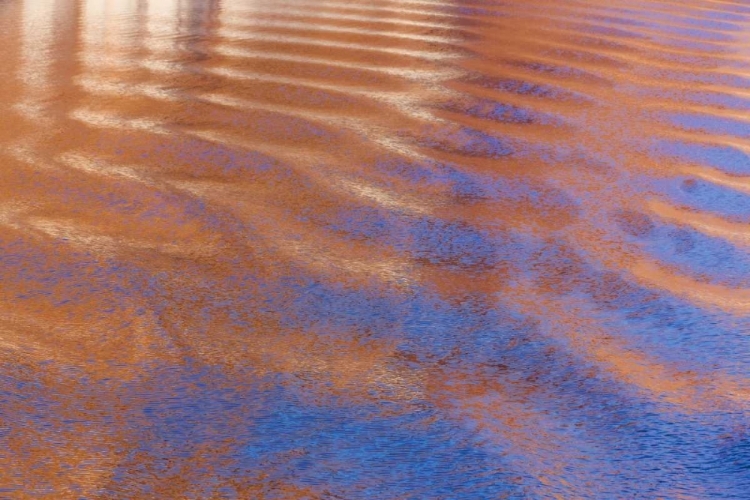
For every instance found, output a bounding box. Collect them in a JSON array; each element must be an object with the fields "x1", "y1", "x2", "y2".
[{"x1": 2, "y1": 0, "x2": 750, "y2": 497}]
